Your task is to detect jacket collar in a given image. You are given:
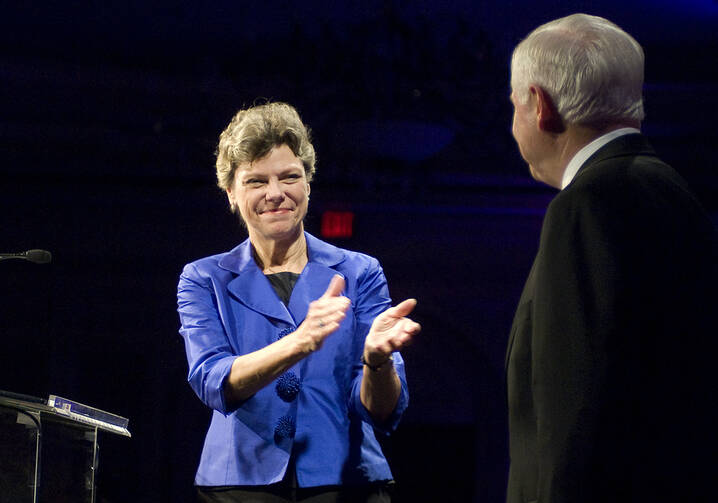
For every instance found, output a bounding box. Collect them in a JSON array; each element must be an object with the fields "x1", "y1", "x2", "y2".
[
  {"x1": 572, "y1": 133, "x2": 656, "y2": 185},
  {"x1": 561, "y1": 128, "x2": 640, "y2": 189},
  {"x1": 217, "y1": 232, "x2": 346, "y2": 325},
  {"x1": 217, "y1": 232, "x2": 344, "y2": 274}
]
